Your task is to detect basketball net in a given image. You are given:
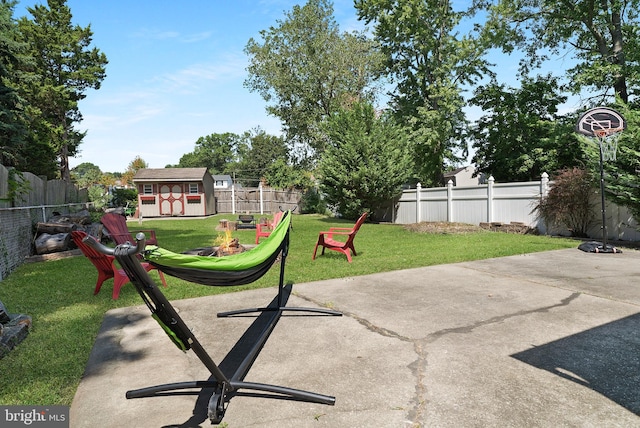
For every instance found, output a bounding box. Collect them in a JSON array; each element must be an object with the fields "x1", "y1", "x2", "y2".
[{"x1": 593, "y1": 127, "x2": 623, "y2": 162}]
